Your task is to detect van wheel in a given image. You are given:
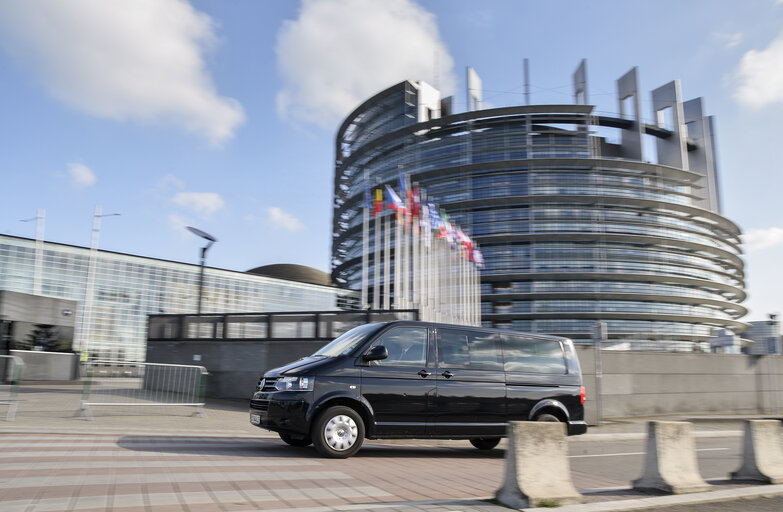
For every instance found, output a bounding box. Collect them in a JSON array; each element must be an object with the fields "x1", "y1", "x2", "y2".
[
  {"x1": 535, "y1": 413, "x2": 560, "y2": 422},
  {"x1": 279, "y1": 432, "x2": 312, "y2": 447},
  {"x1": 312, "y1": 406, "x2": 365, "y2": 458},
  {"x1": 470, "y1": 437, "x2": 500, "y2": 450}
]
